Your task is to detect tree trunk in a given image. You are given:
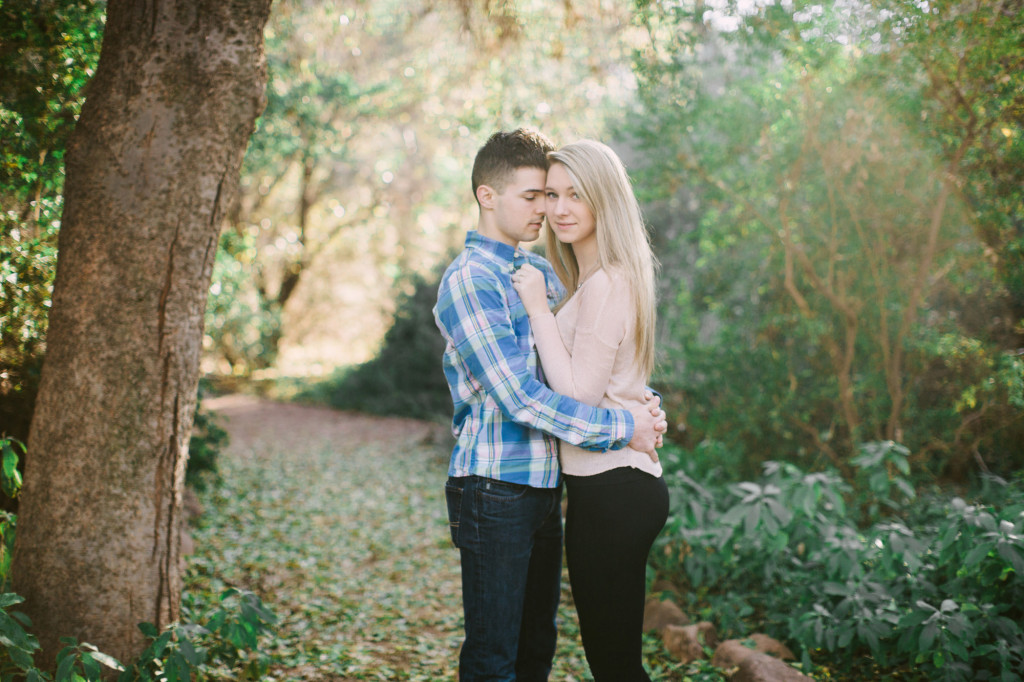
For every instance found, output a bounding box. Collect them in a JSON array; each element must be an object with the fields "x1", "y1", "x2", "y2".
[{"x1": 12, "y1": 0, "x2": 272, "y2": 668}]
